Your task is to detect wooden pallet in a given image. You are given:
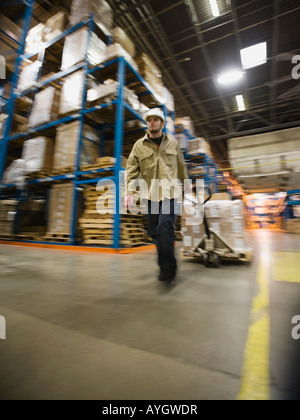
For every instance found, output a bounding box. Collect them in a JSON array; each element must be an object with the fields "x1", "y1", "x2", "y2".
[
  {"x1": 0, "y1": 234, "x2": 14, "y2": 239},
  {"x1": 43, "y1": 233, "x2": 73, "y2": 243},
  {"x1": 14, "y1": 234, "x2": 43, "y2": 241},
  {"x1": 26, "y1": 170, "x2": 51, "y2": 179},
  {"x1": 50, "y1": 166, "x2": 75, "y2": 176}
]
